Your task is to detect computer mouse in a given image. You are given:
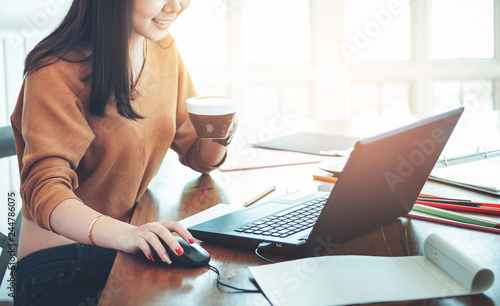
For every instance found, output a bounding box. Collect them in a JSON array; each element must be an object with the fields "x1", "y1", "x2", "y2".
[{"x1": 151, "y1": 237, "x2": 210, "y2": 268}]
